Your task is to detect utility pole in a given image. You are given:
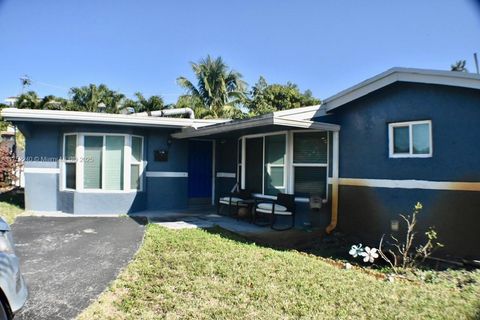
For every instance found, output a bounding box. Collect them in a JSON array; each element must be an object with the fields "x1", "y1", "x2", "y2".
[{"x1": 474, "y1": 53, "x2": 479, "y2": 75}]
